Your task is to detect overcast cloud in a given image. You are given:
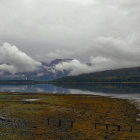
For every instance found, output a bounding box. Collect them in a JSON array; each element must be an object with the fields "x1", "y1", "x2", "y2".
[
  {"x1": 0, "y1": 0, "x2": 140, "y2": 75},
  {"x1": 0, "y1": 43, "x2": 41, "y2": 74}
]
